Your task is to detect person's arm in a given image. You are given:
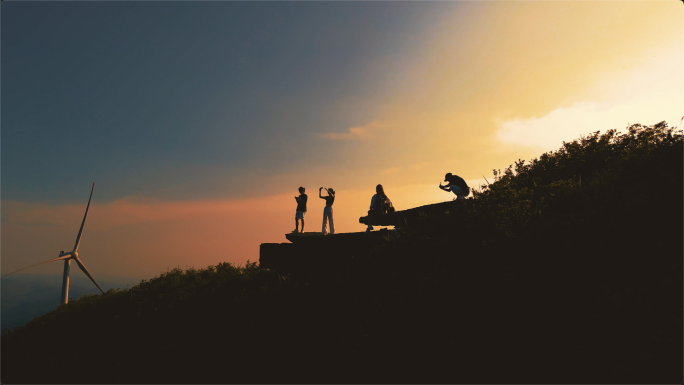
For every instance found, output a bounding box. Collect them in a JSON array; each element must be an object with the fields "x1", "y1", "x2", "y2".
[
  {"x1": 370, "y1": 194, "x2": 376, "y2": 209},
  {"x1": 319, "y1": 188, "x2": 324, "y2": 199},
  {"x1": 439, "y1": 184, "x2": 450, "y2": 191},
  {"x1": 295, "y1": 196, "x2": 299, "y2": 203}
]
